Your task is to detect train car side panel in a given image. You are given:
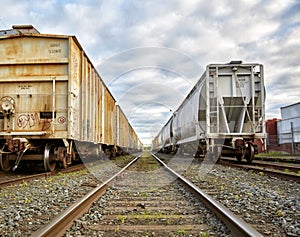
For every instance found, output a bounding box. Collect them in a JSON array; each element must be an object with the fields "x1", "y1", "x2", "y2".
[
  {"x1": 0, "y1": 35, "x2": 69, "y2": 138},
  {"x1": 128, "y1": 124, "x2": 136, "y2": 150},
  {"x1": 68, "y1": 37, "x2": 82, "y2": 141},
  {"x1": 69, "y1": 38, "x2": 108, "y2": 145},
  {"x1": 103, "y1": 87, "x2": 116, "y2": 145},
  {"x1": 173, "y1": 88, "x2": 202, "y2": 145},
  {"x1": 115, "y1": 105, "x2": 130, "y2": 150}
]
